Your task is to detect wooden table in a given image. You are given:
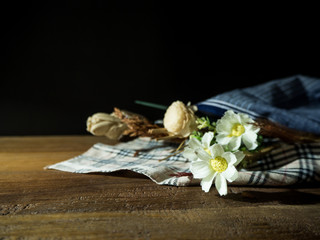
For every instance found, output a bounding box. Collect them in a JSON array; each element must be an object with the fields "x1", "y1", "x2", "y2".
[{"x1": 1, "y1": 135, "x2": 319, "y2": 239}]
